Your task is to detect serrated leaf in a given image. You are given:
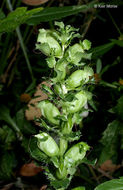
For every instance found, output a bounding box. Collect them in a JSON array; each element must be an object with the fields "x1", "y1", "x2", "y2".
[
  {"x1": 29, "y1": 137, "x2": 49, "y2": 163},
  {"x1": 82, "y1": 158, "x2": 97, "y2": 165},
  {"x1": 94, "y1": 178, "x2": 123, "y2": 190},
  {"x1": 0, "y1": 7, "x2": 43, "y2": 33},
  {"x1": 26, "y1": 1, "x2": 97, "y2": 25}
]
